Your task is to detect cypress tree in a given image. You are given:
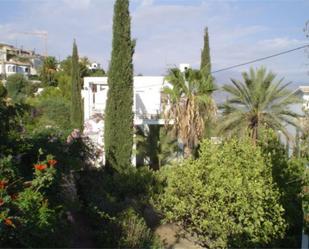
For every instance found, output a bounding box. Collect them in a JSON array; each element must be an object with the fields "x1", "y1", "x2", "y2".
[
  {"x1": 104, "y1": 0, "x2": 135, "y2": 171},
  {"x1": 200, "y1": 27, "x2": 215, "y2": 139},
  {"x1": 200, "y1": 27, "x2": 211, "y2": 71},
  {"x1": 70, "y1": 40, "x2": 83, "y2": 131}
]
